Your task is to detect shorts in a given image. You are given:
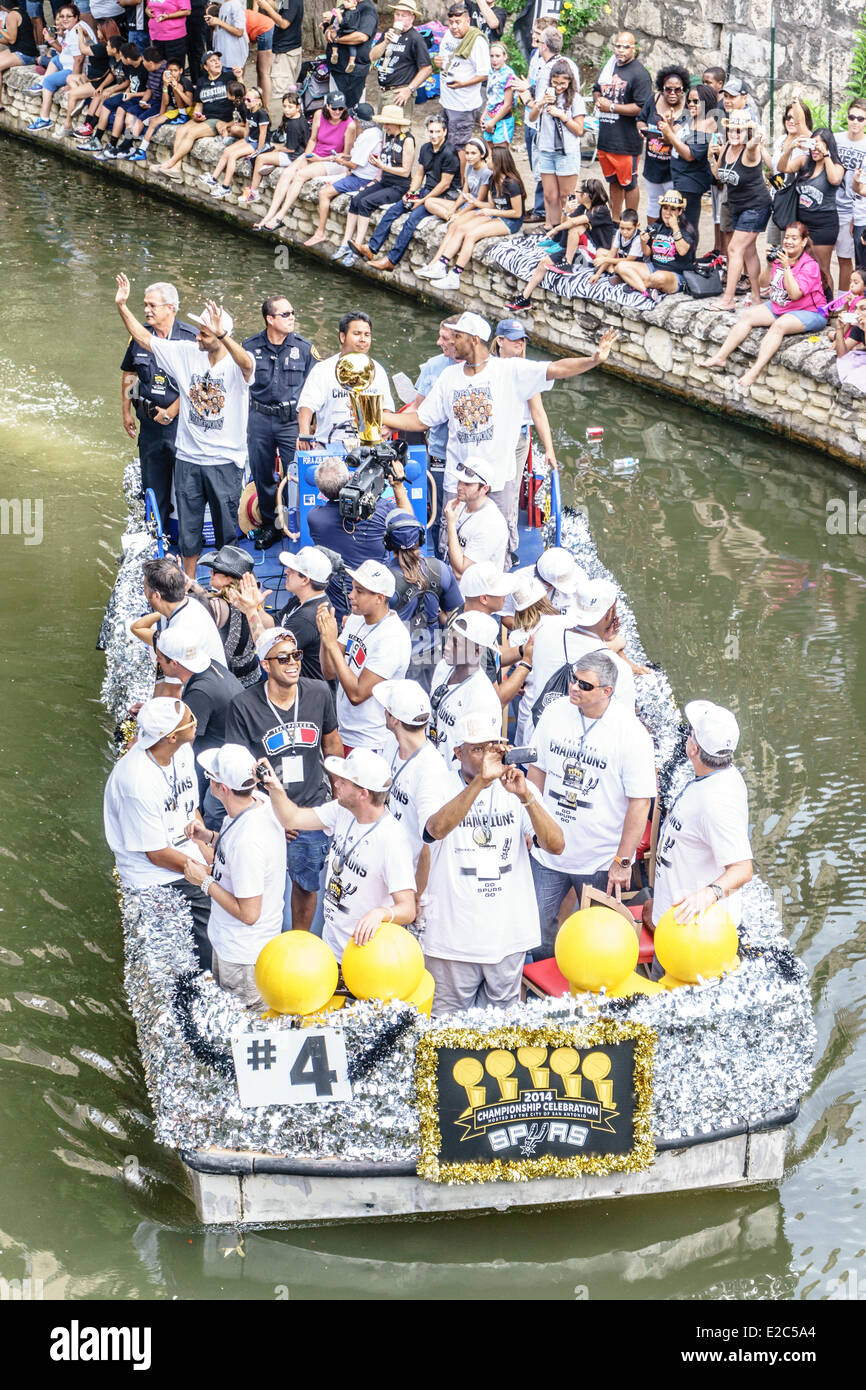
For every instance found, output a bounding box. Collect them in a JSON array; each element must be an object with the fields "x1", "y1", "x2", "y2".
[
  {"x1": 730, "y1": 203, "x2": 771, "y2": 234},
  {"x1": 441, "y1": 106, "x2": 476, "y2": 151},
  {"x1": 597, "y1": 149, "x2": 639, "y2": 189},
  {"x1": 836, "y1": 218, "x2": 855, "y2": 259},
  {"x1": 16, "y1": 51, "x2": 38, "y2": 63},
  {"x1": 536, "y1": 148, "x2": 580, "y2": 176},
  {"x1": 256, "y1": 25, "x2": 274, "y2": 51},
  {"x1": 645, "y1": 179, "x2": 672, "y2": 218},
  {"x1": 426, "y1": 951, "x2": 526, "y2": 1018},
  {"x1": 286, "y1": 827, "x2": 331, "y2": 894},
  {"x1": 211, "y1": 951, "x2": 266, "y2": 1008},
  {"x1": 769, "y1": 308, "x2": 828, "y2": 332},
  {"x1": 174, "y1": 455, "x2": 242, "y2": 557},
  {"x1": 25, "y1": 0, "x2": 43, "y2": 15},
  {"x1": 124, "y1": 97, "x2": 154, "y2": 122},
  {"x1": 331, "y1": 172, "x2": 369, "y2": 195},
  {"x1": 766, "y1": 216, "x2": 783, "y2": 248},
  {"x1": 650, "y1": 260, "x2": 687, "y2": 291},
  {"x1": 203, "y1": 117, "x2": 221, "y2": 135},
  {"x1": 502, "y1": 216, "x2": 523, "y2": 234}
]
